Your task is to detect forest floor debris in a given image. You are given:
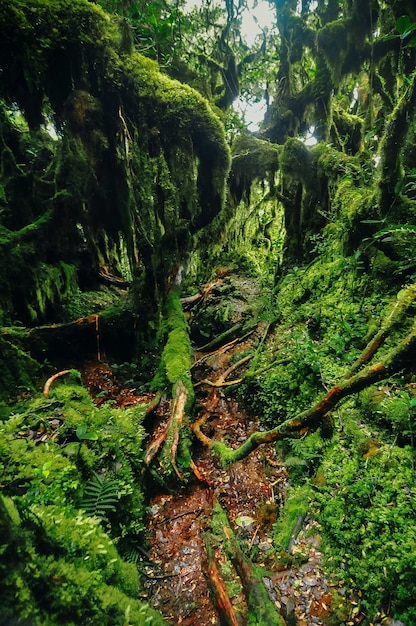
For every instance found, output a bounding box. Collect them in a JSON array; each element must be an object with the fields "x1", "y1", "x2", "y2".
[{"x1": 80, "y1": 330, "x2": 363, "y2": 625}]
